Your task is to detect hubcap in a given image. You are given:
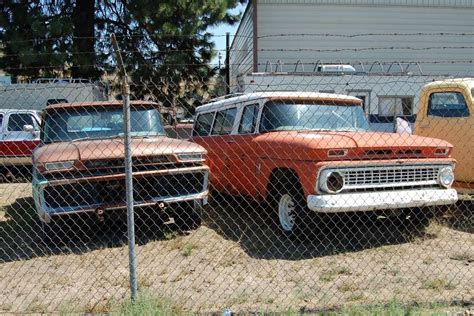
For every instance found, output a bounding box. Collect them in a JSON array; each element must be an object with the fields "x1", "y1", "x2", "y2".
[{"x1": 278, "y1": 194, "x2": 296, "y2": 232}]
